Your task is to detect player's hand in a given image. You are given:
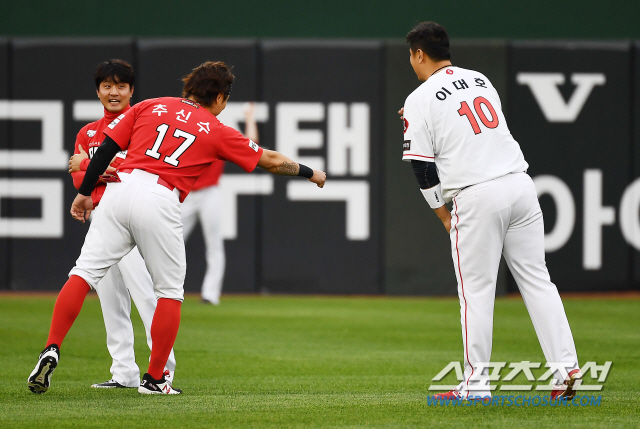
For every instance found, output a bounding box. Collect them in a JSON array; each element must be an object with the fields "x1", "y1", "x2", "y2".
[
  {"x1": 433, "y1": 205, "x2": 452, "y2": 233},
  {"x1": 443, "y1": 217, "x2": 451, "y2": 234},
  {"x1": 70, "y1": 194, "x2": 94, "y2": 223},
  {"x1": 68, "y1": 146, "x2": 89, "y2": 173},
  {"x1": 309, "y1": 170, "x2": 326, "y2": 188},
  {"x1": 398, "y1": 107, "x2": 404, "y2": 117}
]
